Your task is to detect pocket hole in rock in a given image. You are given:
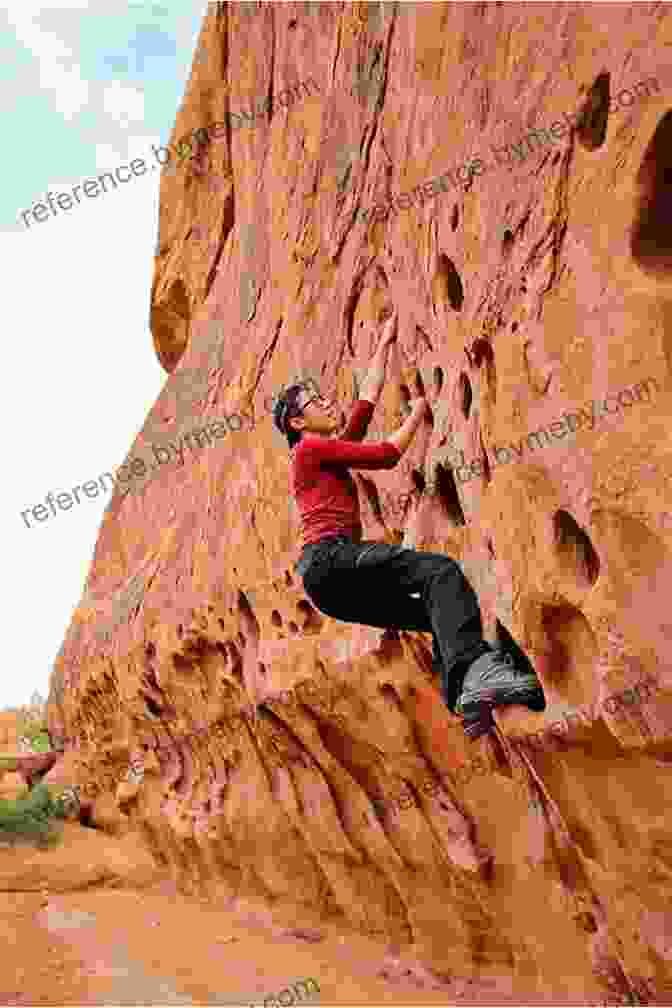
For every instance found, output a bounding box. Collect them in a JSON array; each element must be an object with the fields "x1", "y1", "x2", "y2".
[
  {"x1": 436, "y1": 254, "x2": 465, "y2": 311},
  {"x1": 458, "y1": 373, "x2": 472, "y2": 419},
  {"x1": 479, "y1": 430, "x2": 492, "y2": 484},
  {"x1": 296, "y1": 599, "x2": 323, "y2": 632},
  {"x1": 630, "y1": 108, "x2": 672, "y2": 276},
  {"x1": 288, "y1": 621, "x2": 300, "y2": 635},
  {"x1": 378, "y1": 630, "x2": 404, "y2": 661},
  {"x1": 357, "y1": 474, "x2": 384, "y2": 523},
  {"x1": 411, "y1": 468, "x2": 426, "y2": 493},
  {"x1": 379, "y1": 682, "x2": 405, "y2": 712},
  {"x1": 471, "y1": 338, "x2": 494, "y2": 368},
  {"x1": 451, "y1": 205, "x2": 459, "y2": 231},
  {"x1": 399, "y1": 384, "x2": 411, "y2": 413},
  {"x1": 237, "y1": 590, "x2": 261, "y2": 645},
  {"x1": 576, "y1": 71, "x2": 610, "y2": 151},
  {"x1": 174, "y1": 653, "x2": 195, "y2": 674},
  {"x1": 142, "y1": 692, "x2": 163, "y2": 718},
  {"x1": 495, "y1": 619, "x2": 536, "y2": 679},
  {"x1": 472, "y1": 339, "x2": 496, "y2": 404},
  {"x1": 271, "y1": 610, "x2": 283, "y2": 628},
  {"x1": 553, "y1": 510, "x2": 601, "y2": 588},
  {"x1": 434, "y1": 463, "x2": 466, "y2": 526},
  {"x1": 502, "y1": 229, "x2": 515, "y2": 256},
  {"x1": 285, "y1": 570, "x2": 294, "y2": 587},
  {"x1": 78, "y1": 806, "x2": 95, "y2": 829}
]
